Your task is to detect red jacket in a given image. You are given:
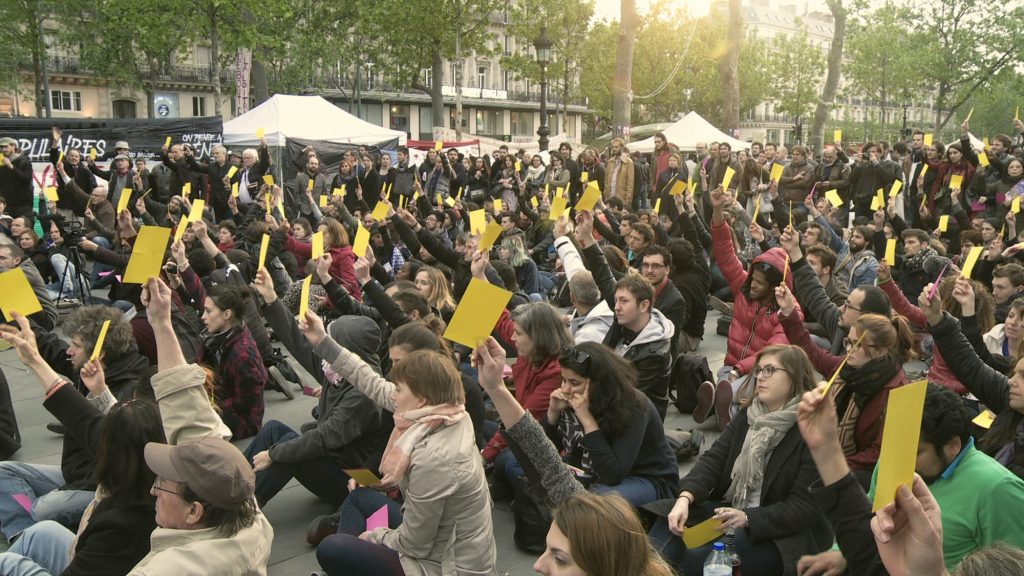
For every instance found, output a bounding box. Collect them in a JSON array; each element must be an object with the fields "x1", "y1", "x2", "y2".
[
  {"x1": 284, "y1": 235, "x2": 361, "y2": 299},
  {"x1": 878, "y1": 279, "x2": 964, "y2": 394},
  {"x1": 481, "y1": 309, "x2": 562, "y2": 462},
  {"x1": 712, "y1": 221, "x2": 799, "y2": 374},
  {"x1": 779, "y1": 310, "x2": 906, "y2": 471},
  {"x1": 653, "y1": 150, "x2": 672, "y2": 194}
]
